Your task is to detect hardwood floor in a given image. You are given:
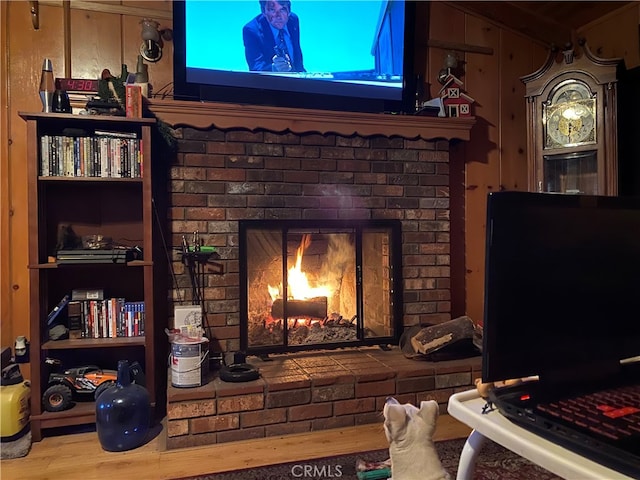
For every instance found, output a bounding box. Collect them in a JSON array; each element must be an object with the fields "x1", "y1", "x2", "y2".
[{"x1": 2, "y1": 415, "x2": 471, "y2": 480}]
